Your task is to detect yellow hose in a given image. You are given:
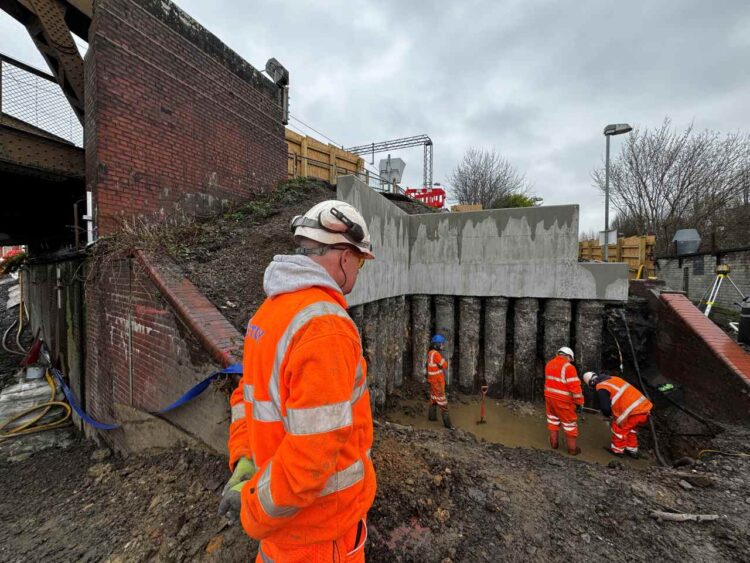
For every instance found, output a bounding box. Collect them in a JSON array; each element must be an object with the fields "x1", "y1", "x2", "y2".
[{"x1": 0, "y1": 371, "x2": 72, "y2": 441}]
